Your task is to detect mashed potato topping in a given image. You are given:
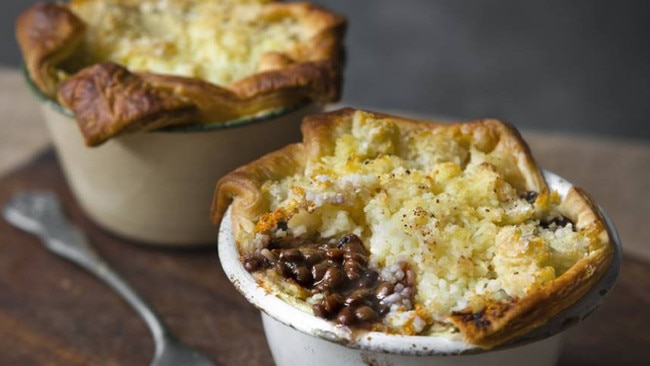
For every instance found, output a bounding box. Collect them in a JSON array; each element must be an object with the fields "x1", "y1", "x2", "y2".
[
  {"x1": 67, "y1": 0, "x2": 307, "y2": 85},
  {"x1": 248, "y1": 110, "x2": 594, "y2": 335}
]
